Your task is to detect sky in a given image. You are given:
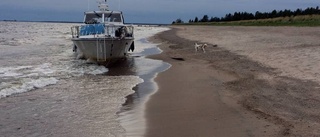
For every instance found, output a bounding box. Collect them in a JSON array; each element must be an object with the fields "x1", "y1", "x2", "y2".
[{"x1": 0, "y1": 0, "x2": 319, "y2": 24}]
